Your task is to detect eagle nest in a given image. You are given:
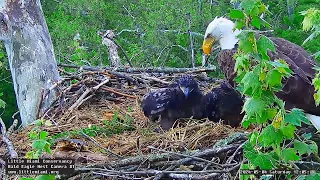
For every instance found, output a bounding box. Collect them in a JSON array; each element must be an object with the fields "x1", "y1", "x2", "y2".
[{"x1": 2, "y1": 67, "x2": 251, "y2": 179}]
